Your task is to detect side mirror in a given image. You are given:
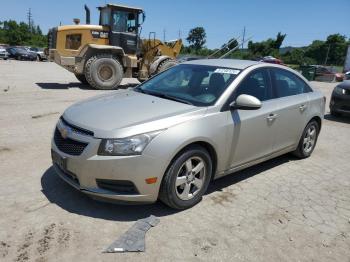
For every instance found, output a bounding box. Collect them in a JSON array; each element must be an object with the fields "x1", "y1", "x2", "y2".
[{"x1": 230, "y1": 94, "x2": 262, "y2": 110}]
